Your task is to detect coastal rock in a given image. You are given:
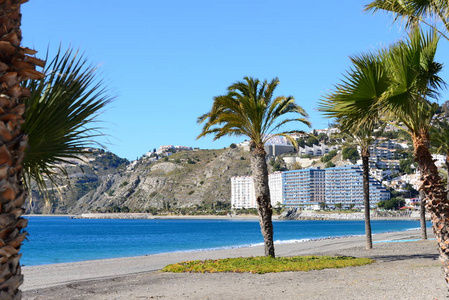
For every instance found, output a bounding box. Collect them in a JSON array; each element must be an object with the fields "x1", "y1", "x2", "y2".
[
  {"x1": 279, "y1": 208, "x2": 365, "y2": 220},
  {"x1": 31, "y1": 148, "x2": 253, "y2": 214}
]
